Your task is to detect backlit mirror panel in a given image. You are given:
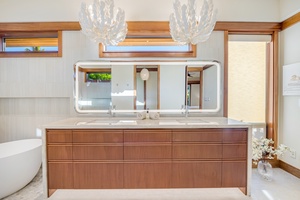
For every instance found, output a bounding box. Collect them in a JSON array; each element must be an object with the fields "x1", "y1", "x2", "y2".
[{"x1": 74, "y1": 61, "x2": 221, "y2": 114}]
